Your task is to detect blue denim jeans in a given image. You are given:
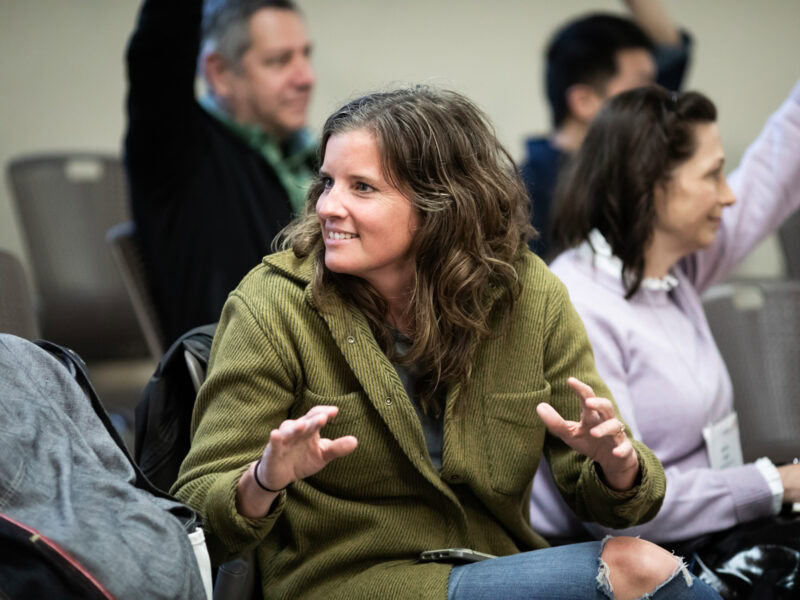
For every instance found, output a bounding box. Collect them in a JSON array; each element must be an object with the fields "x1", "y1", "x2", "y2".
[{"x1": 448, "y1": 540, "x2": 721, "y2": 600}]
